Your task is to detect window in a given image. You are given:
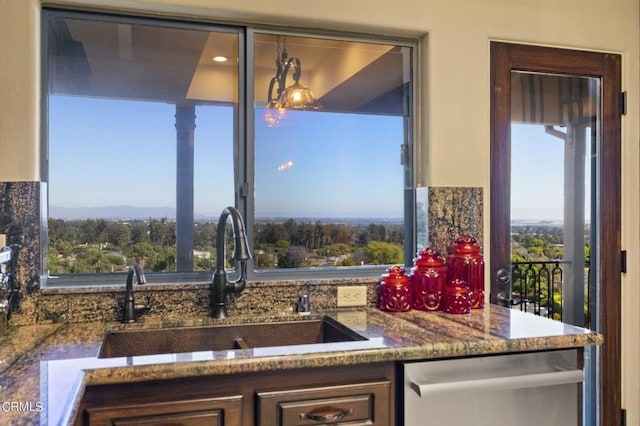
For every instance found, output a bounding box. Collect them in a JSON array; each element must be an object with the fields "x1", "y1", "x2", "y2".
[
  {"x1": 250, "y1": 33, "x2": 413, "y2": 276},
  {"x1": 43, "y1": 9, "x2": 415, "y2": 285}
]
